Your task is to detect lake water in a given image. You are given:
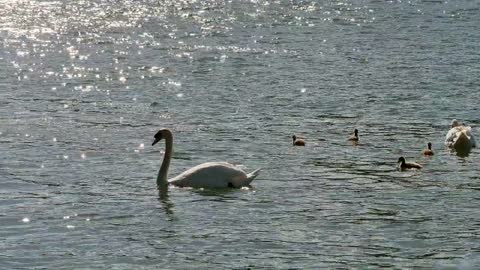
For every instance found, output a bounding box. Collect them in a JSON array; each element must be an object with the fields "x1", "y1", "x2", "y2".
[{"x1": 1, "y1": 0, "x2": 480, "y2": 268}]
